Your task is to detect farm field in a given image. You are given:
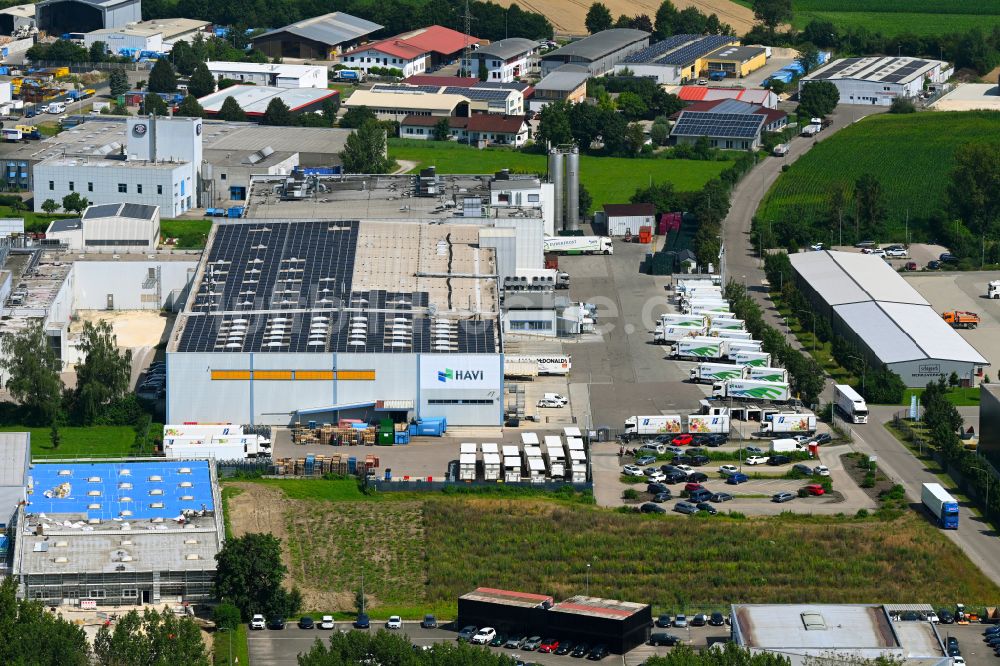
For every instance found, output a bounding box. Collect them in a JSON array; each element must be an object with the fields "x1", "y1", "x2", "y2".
[
  {"x1": 757, "y1": 111, "x2": 1000, "y2": 241},
  {"x1": 388, "y1": 139, "x2": 734, "y2": 213},
  {"x1": 224, "y1": 480, "x2": 1000, "y2": 617},
  {"x1": 792, "y1": 0, "x2": 1000, "y2": 35}
]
